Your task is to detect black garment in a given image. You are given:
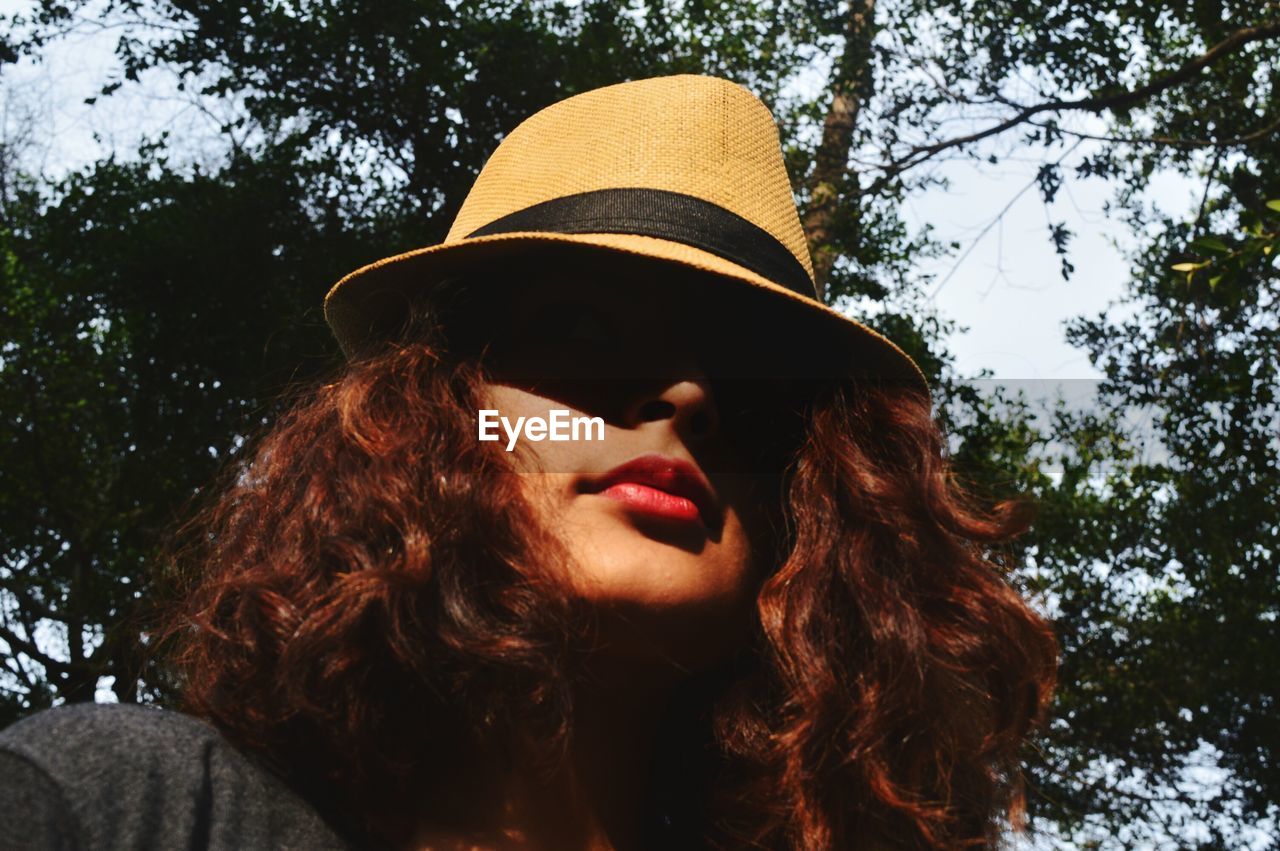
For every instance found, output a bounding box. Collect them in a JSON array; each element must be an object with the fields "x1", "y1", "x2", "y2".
[{"x1": 0, "y1": 702, "x2": 370, "y2": 850}]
